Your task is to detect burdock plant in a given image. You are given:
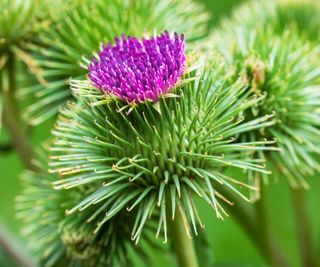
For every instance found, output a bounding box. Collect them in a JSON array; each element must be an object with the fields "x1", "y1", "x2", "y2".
[
  {"x1": 208, "y1": 1, "x2": 320, "y2": 266},
  {"x1": 31, "y1": 31, "x2": 278, "y2": 267},
  {"x1": 12, "y1": 1, "x2": 320, "y2": 267},
  {"x1": 0, "y1": 0, "x2": 51, "y2": 166},
  {"x1": 0, "y1": 1, "x2": 56, "y2": 266},
  {"x1": 212, "y1": 28, "x2": 320, "y2": 188},
  {"x1": 21, "y1": 0, "x2": 210, "y2": 125}
]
